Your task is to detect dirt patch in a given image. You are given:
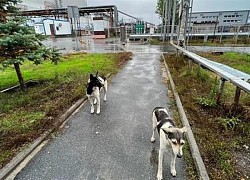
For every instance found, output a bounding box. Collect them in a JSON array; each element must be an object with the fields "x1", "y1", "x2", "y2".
[{"x1": 165, "y1": 53, "x2": 250, "y2": 180}]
